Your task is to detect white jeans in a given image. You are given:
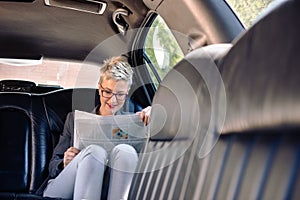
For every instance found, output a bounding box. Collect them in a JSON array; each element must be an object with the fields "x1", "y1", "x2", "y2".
[{"x1": 43, "y1": 144, "x2": 138, "y2": 200}]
